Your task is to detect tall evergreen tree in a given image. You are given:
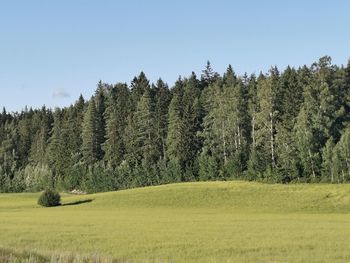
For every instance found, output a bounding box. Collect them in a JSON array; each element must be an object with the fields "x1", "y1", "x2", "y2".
[
  {"x1": 68, "y1": 94, "x2": 86, "y2": 155},
  {"x1": 0, "y1": 121, "x2": 19, "y2": 179},
  {"x1": 47, "y1": 109, "x2": 70, "y2": 182},
  {"x1": 81, "y1": 98, "x2": 99, "y2": 164},
  {"x1": 95, "y1": 82, "x2": 107, "y2": 160},
  {"x1": 153, "y1": 79, "x2": 171, "y2": 161},
  {"x1": 104, "y1": 83, "x2": 130, "y2": 167},
  {"x1": 126, "y1": 89, "x2": 157, "y2": 166},
  {"x1": 274, "y1": 67, "x2": 303, "y2": 181},
  {"x1": 180, "y1": 73, "x2": 202, "y2": 177},
  {"x1": 251, "y1": 73, "x2": 279, "y2": 178},
  {"x1": 201, "y1": 61, "x2": 219, "y2": 88},
  {"x1": 29, "y1": 107, "x2": 52, "y2": 165},
  {"x1": 131, "y1": 72, "x2": 150, "y2": 107},
  {"x1": 166, "y1": 78, "x2": 185, "y2": 171},
  {"x1": 295, "y1": 83, "x2": 321, "y2": 180}
]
